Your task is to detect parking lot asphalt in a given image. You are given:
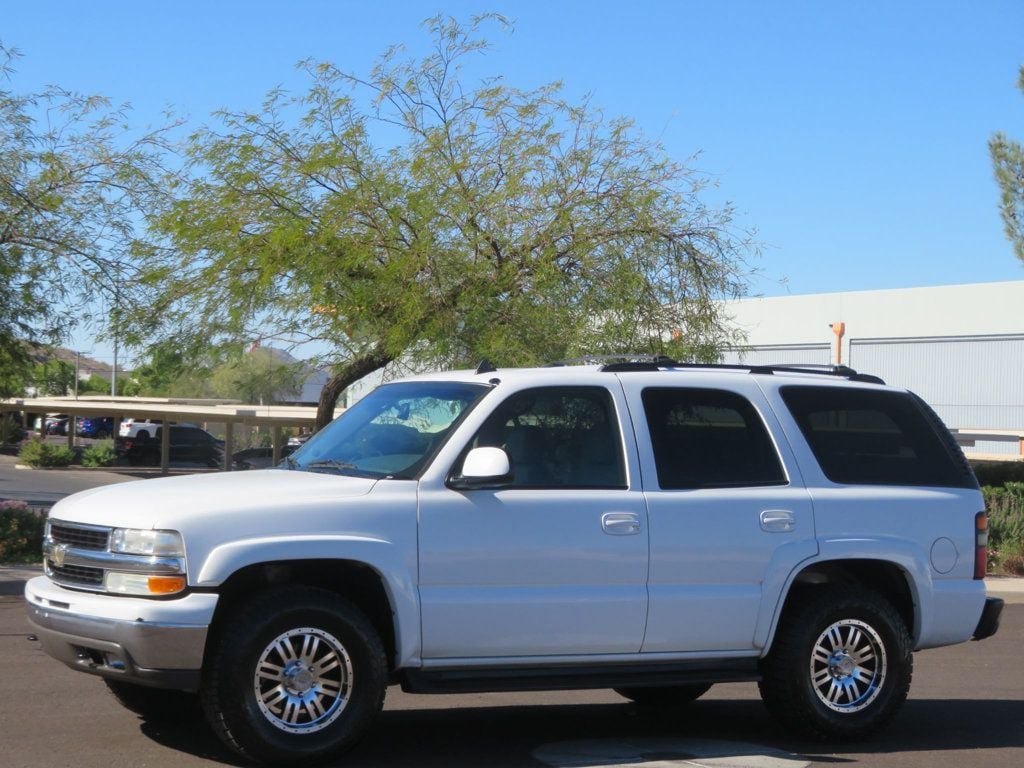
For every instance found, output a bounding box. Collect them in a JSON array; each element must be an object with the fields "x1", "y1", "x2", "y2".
[
  {"x1": 3, "y1": 452, "x2": 1023, "y2": 766},
  {"x1": 0, "y1": 591, "x2": 1021, "y2": 768}
]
